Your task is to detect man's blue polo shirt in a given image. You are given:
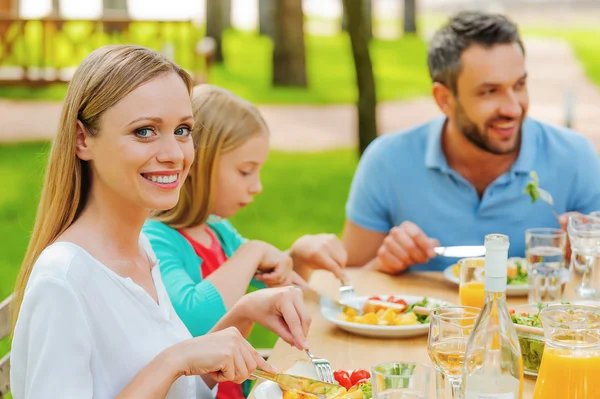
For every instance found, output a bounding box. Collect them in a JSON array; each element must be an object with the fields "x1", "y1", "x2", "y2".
[{"x1": 345, "y1": 116, "x2": 600, "y2": 271}]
